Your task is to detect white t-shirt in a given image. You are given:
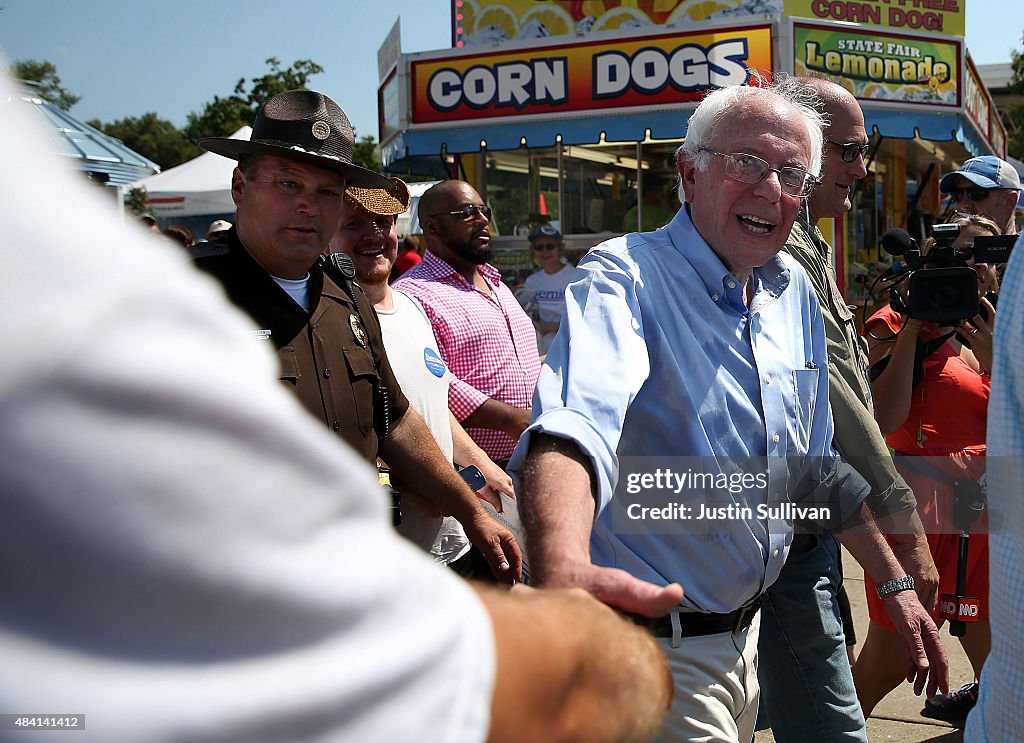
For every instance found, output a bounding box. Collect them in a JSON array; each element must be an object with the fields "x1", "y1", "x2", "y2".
[
  {"x1": 376, "y1": 289, "x2": 471, "y2": 564},
  {"x1": 521, "y1": 263, "x2": 576, "y2": 353},
  {"x1": 0, "y1": 70, "x2": 493, "y2": 743}
]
